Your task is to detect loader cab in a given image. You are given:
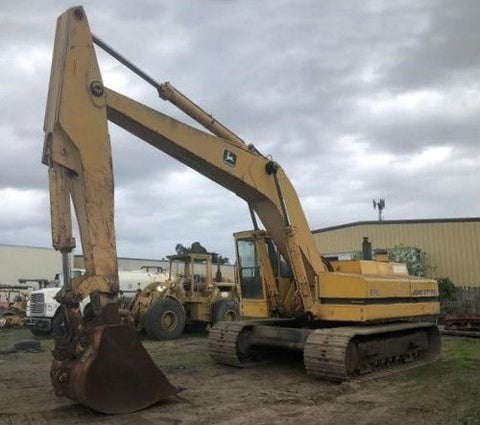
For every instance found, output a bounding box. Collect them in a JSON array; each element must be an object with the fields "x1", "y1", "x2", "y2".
[
  {"x1": 234, "y1": 230, "x2": 293, "y2": 318},
  {"x1": 167, "y1": 253, "x2": 213, "y2": 294}
]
